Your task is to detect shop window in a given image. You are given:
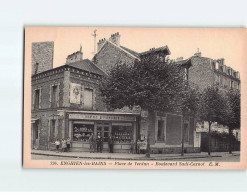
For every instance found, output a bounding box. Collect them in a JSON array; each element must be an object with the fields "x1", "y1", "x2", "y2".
[
  {"x1": 34, "y1": 89, "x2": 40, "y2": 110},
  {"x1": 50, "y1": 119, "x2": 56, "y2": 141},
  {"x1": 112, "y1": 123, "x2": 133, "y2": 143},
  {"x1": 73, "y1": 123, "x2": 94, "y2": 142},
  {"x1": 157, "y1": 120, "x2": 164, "y2": 141},
  {"x1": 84, "y1": 88, "x2": 93, "y2": 109},
  {"x1": 51, "y1": 85, "x2": 58, "y2": 108}
]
